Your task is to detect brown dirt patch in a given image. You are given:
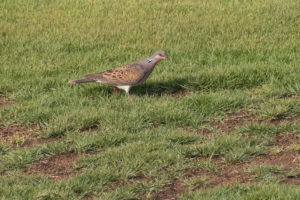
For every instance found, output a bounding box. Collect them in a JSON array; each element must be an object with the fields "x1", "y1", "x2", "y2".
[
  {"x1": 189, "y1": 110, "x2": 300, "y2": 134},
  {"x1": 84, "y1": 173, "x2": 147, "y2": 199},
  {"x1": 280, "y1": 94, "x2": 300, "y2": 99},
  {"x1": 210, "y1": 110, "x2": 260, "y2": 132},
  {"x1": 275, "y1": 134, "x2": 300, "y2": 149},
  {"x1": 0, "y1": 96, "x2": 10, "y2": 109},
  {"x1": 252, "y1": 150, "x2": 300, "y2": 172},
  {"x1": 291, "y1": 95, "x2": 300, "y2": 99},
  {"x1": 186, "y1": 110, "x2": 261, "y2": 135},
  {"x1": 171, "y1": 89, "x2": 189, "y2": 98},
  {"x1": 128, "y1": 173, "x2": 147, "y2": 181},
  {"x1": 107, "y1": 174, "x2": 147, "y2": 192},
  {"x1": 25, "y1": 151, "x2": 100, "y2": 180},
  {"x1": 188, "y1": 134, "x2": 300, "y2": 187},
  {"x1": 152, "y1": 179, "x2": 188, "y2": 200},
  {"x1": 25, "y1": 152, "x2": 78, "y2": 180},
  {"x1": 268, "y1": 116, "x2": 300, "y2": 126},
  {"x1": 80, "y1": 125, "x2": 99, "y2": 132},
  {"x1": 186, "y1": 149, "x2": 299, "y2": 186},
  {"x1": 153, "y1": 134, "x2": 300, "y2": 199},
  {"x1": 184, "y1": 128, "x2": 213, "y2": 136},
  {"x1": 0, "y1": 125, "x2": 55, "y2": 148}
]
